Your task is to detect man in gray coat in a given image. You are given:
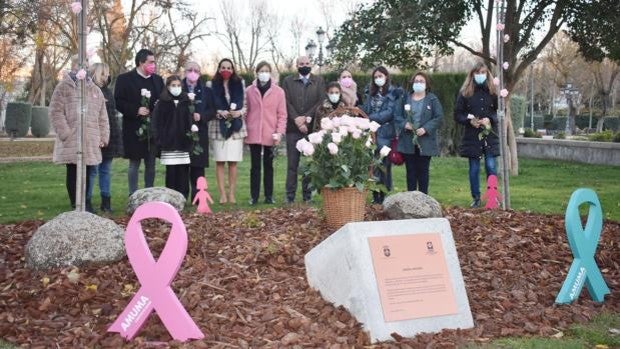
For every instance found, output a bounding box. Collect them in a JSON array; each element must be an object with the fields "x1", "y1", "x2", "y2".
[{"x1": 282, "y1": 56, "x2": 325, "y2": 204}]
